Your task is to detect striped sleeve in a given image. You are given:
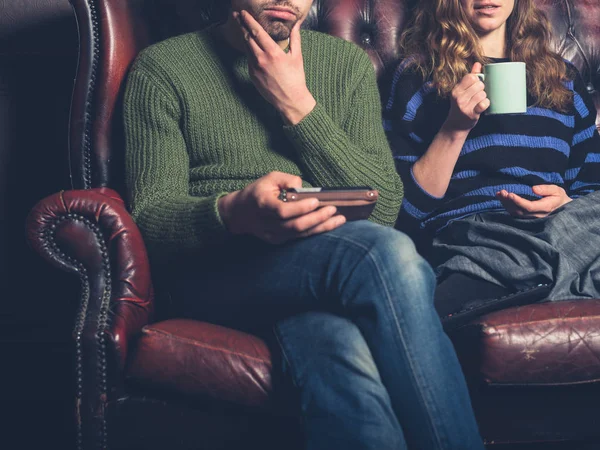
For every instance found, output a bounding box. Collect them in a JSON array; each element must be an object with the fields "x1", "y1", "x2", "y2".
[
  {"x1": 383, "y1": 60, "x2": 447, "y2": 231},
  {"x1": 565, "y1": 68, "x2": 600, "y2": 198}
]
